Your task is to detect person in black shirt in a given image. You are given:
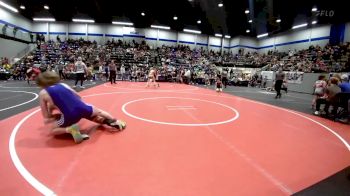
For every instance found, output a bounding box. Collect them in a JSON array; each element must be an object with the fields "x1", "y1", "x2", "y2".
[{"x1": 275, "y1": 68, "x2": 285, "y2": 99}]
